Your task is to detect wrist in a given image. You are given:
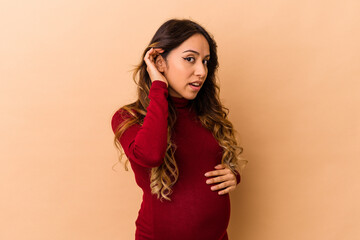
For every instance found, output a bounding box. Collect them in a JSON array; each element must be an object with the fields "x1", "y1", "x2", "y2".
[{"x1": 152, "y1": 79, "x2": 168, "y2": 87}]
